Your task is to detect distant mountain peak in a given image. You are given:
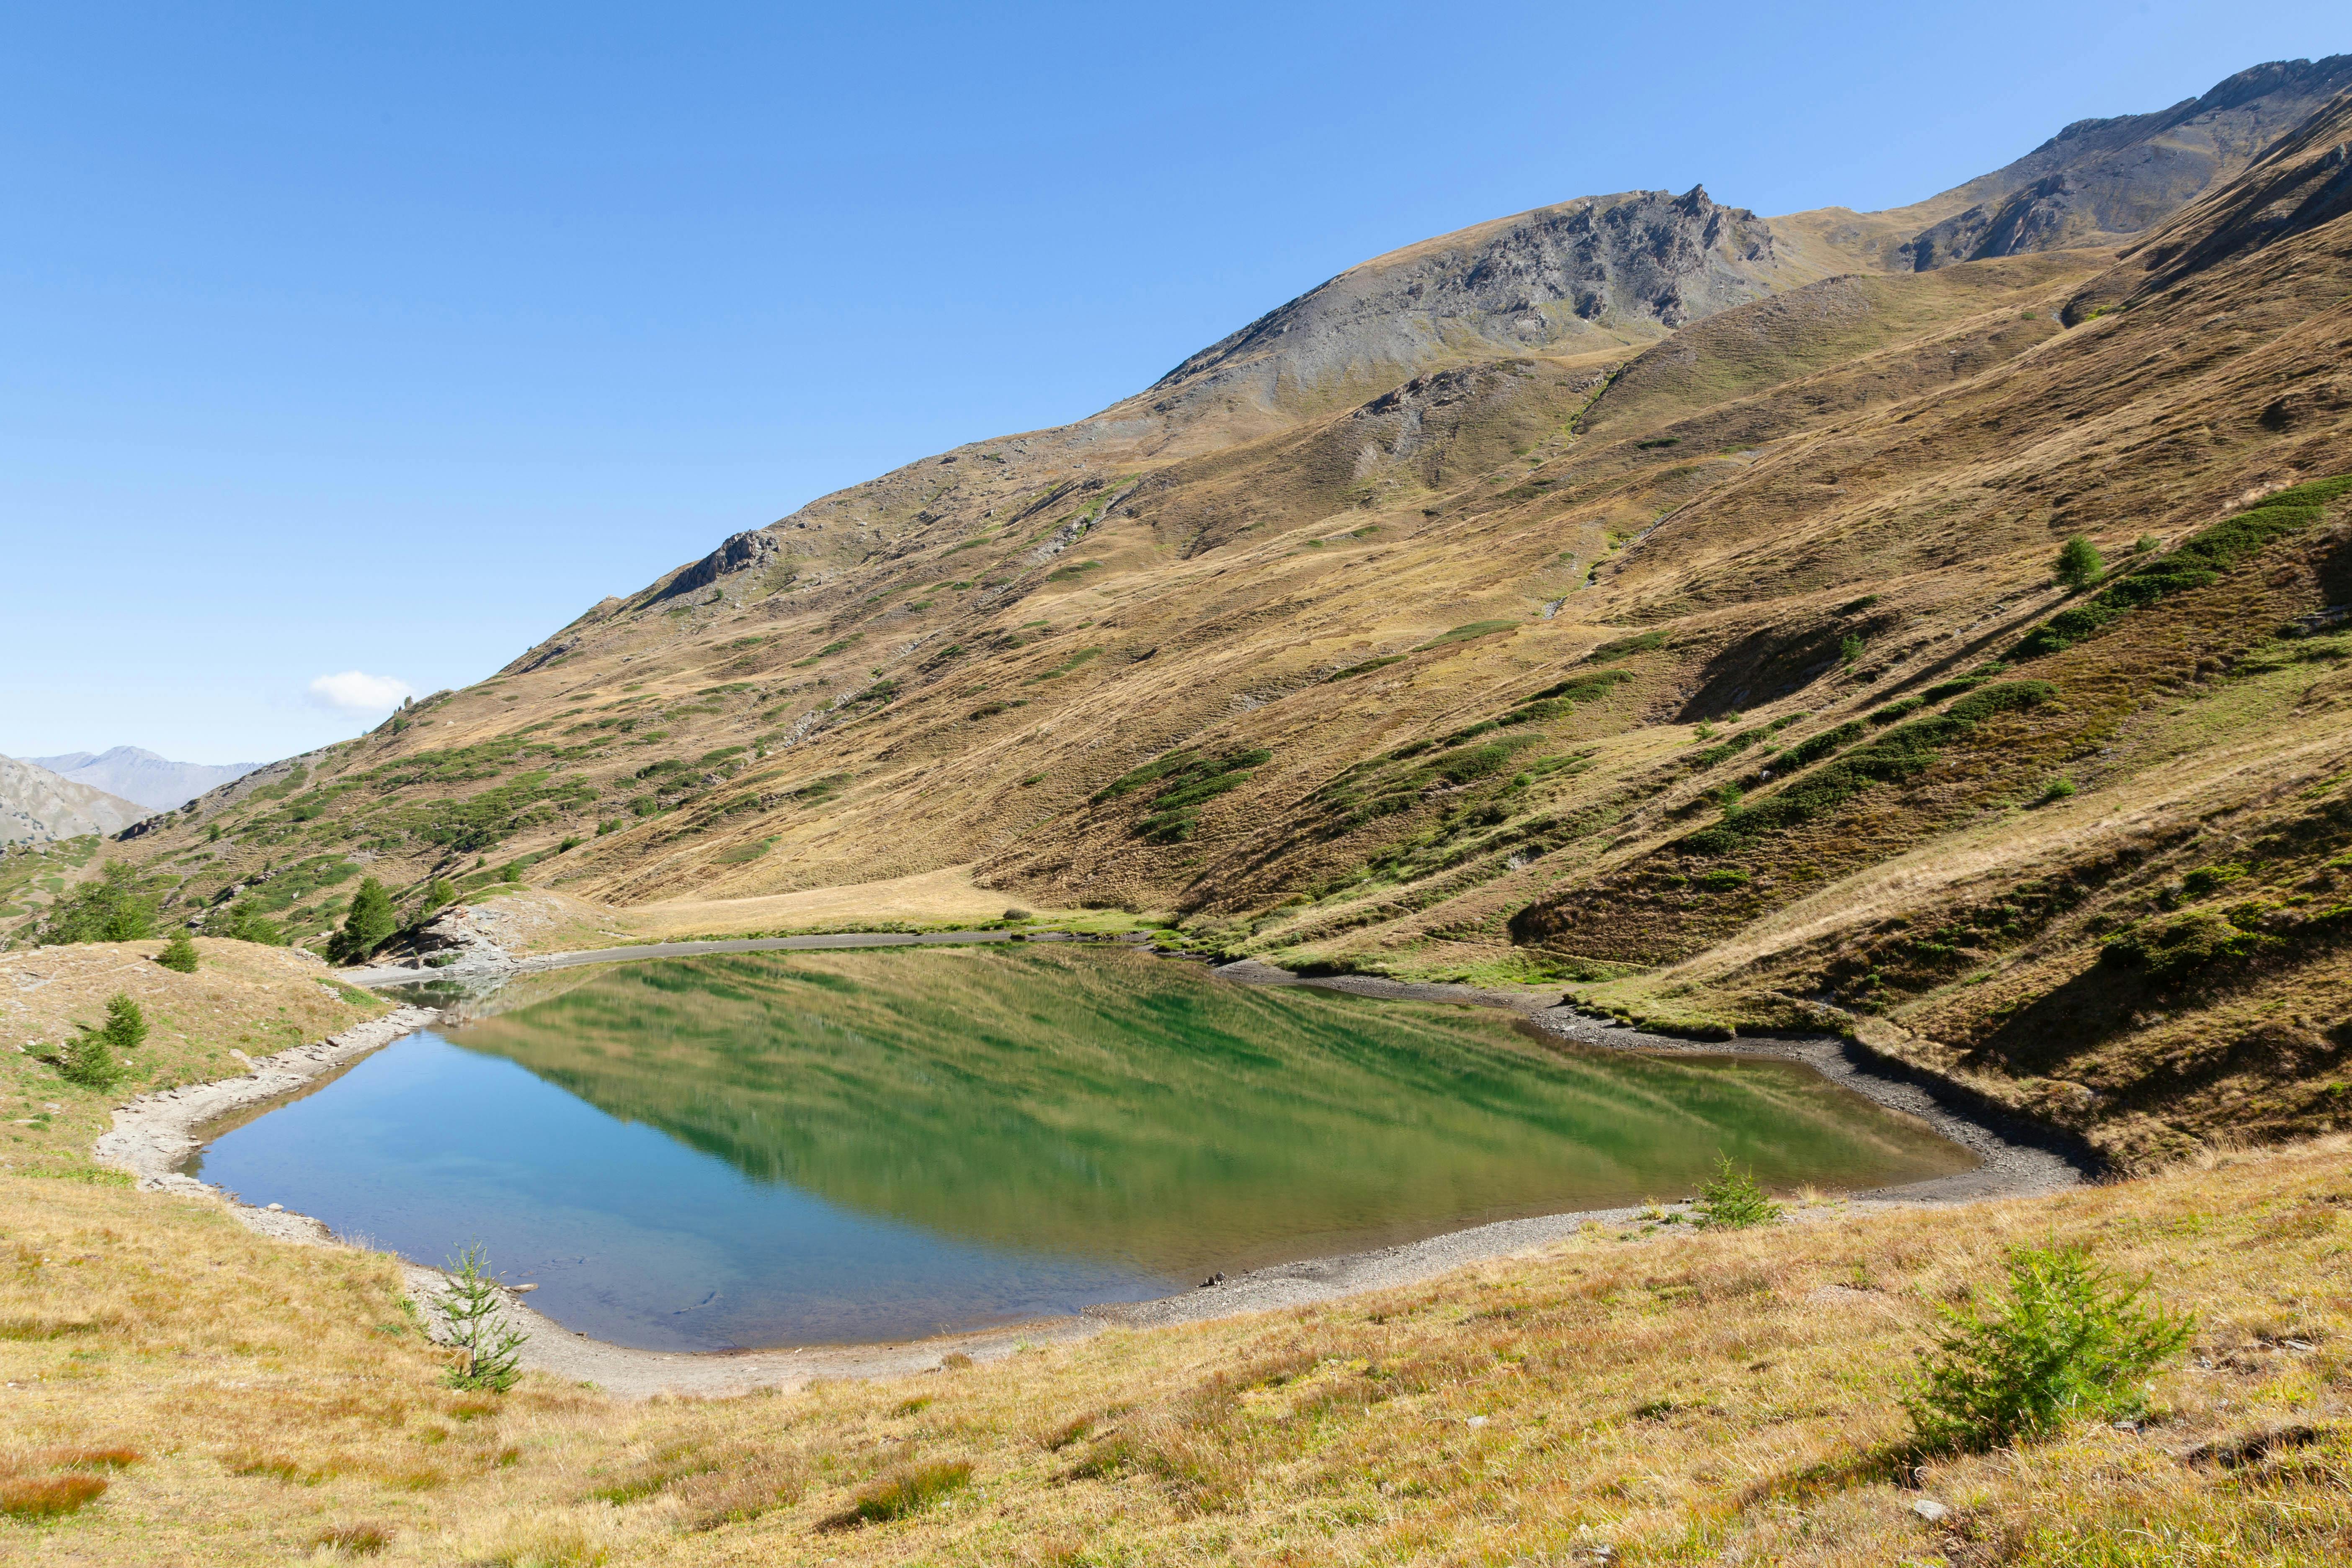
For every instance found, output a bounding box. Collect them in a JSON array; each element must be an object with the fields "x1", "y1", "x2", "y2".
[{"x1": 27, "y1": 748, "x2": 261, "y2": 813}]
